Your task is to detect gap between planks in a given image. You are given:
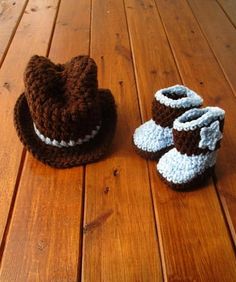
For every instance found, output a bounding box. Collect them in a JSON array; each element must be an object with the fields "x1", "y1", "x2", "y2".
[
  {"x1": 77, "y1": 0, "x2": 93, "y2": 278},
  {"x1": 0, "y1": 149, "x2": 26, "y2": 264},
  {"x1": 124, "y1": 0, "x2": 236, "y2": 280},
  {"x1": 216, "y1": 0, "x2": 236, "y2": 29},
  {"x1": 0, "y1": 0, "x2": 62, "y2": 259},
  {"x1": 0, "y1": 0, "x2": 62, "y2": 263},
  {"x1": 0, "y1": 0, "x2": 29, "y2": 68},
  {"x1": 154, "y1": 0, "x2": 236, "y2": 250},
  {"x1": 82, "y1": 0, "x2": 162, "y2": 280},
  {"x1": 122, "y1": 0, "x2": 166, "y2": 280},
  {"x1": 187, "y1": 0, "x2": 236, "y2": 96},
  {"x1": 186, "y1": 0, "x2": 236, "y2": 246}
]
